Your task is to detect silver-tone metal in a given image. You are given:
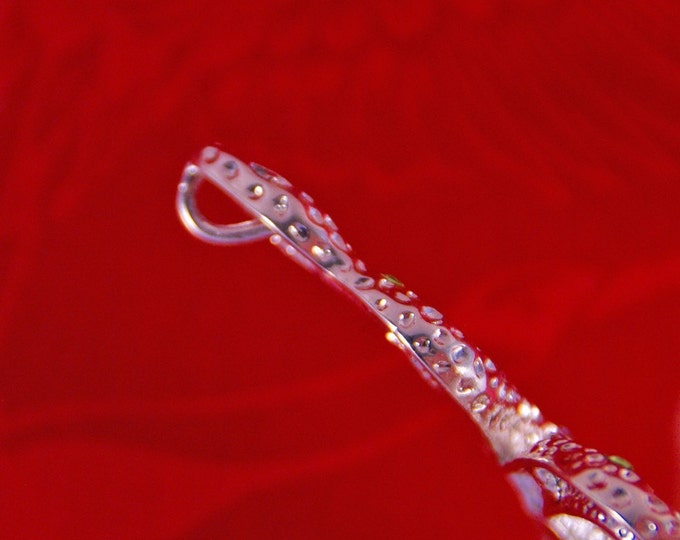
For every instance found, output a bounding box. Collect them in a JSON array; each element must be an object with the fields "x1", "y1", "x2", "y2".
[
  {"x1": 176, "y1": 147, "x2": 679, "y2": 540},
  {"x1": 176, "y1": 164, "x2": 270, "y2": 245}
]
